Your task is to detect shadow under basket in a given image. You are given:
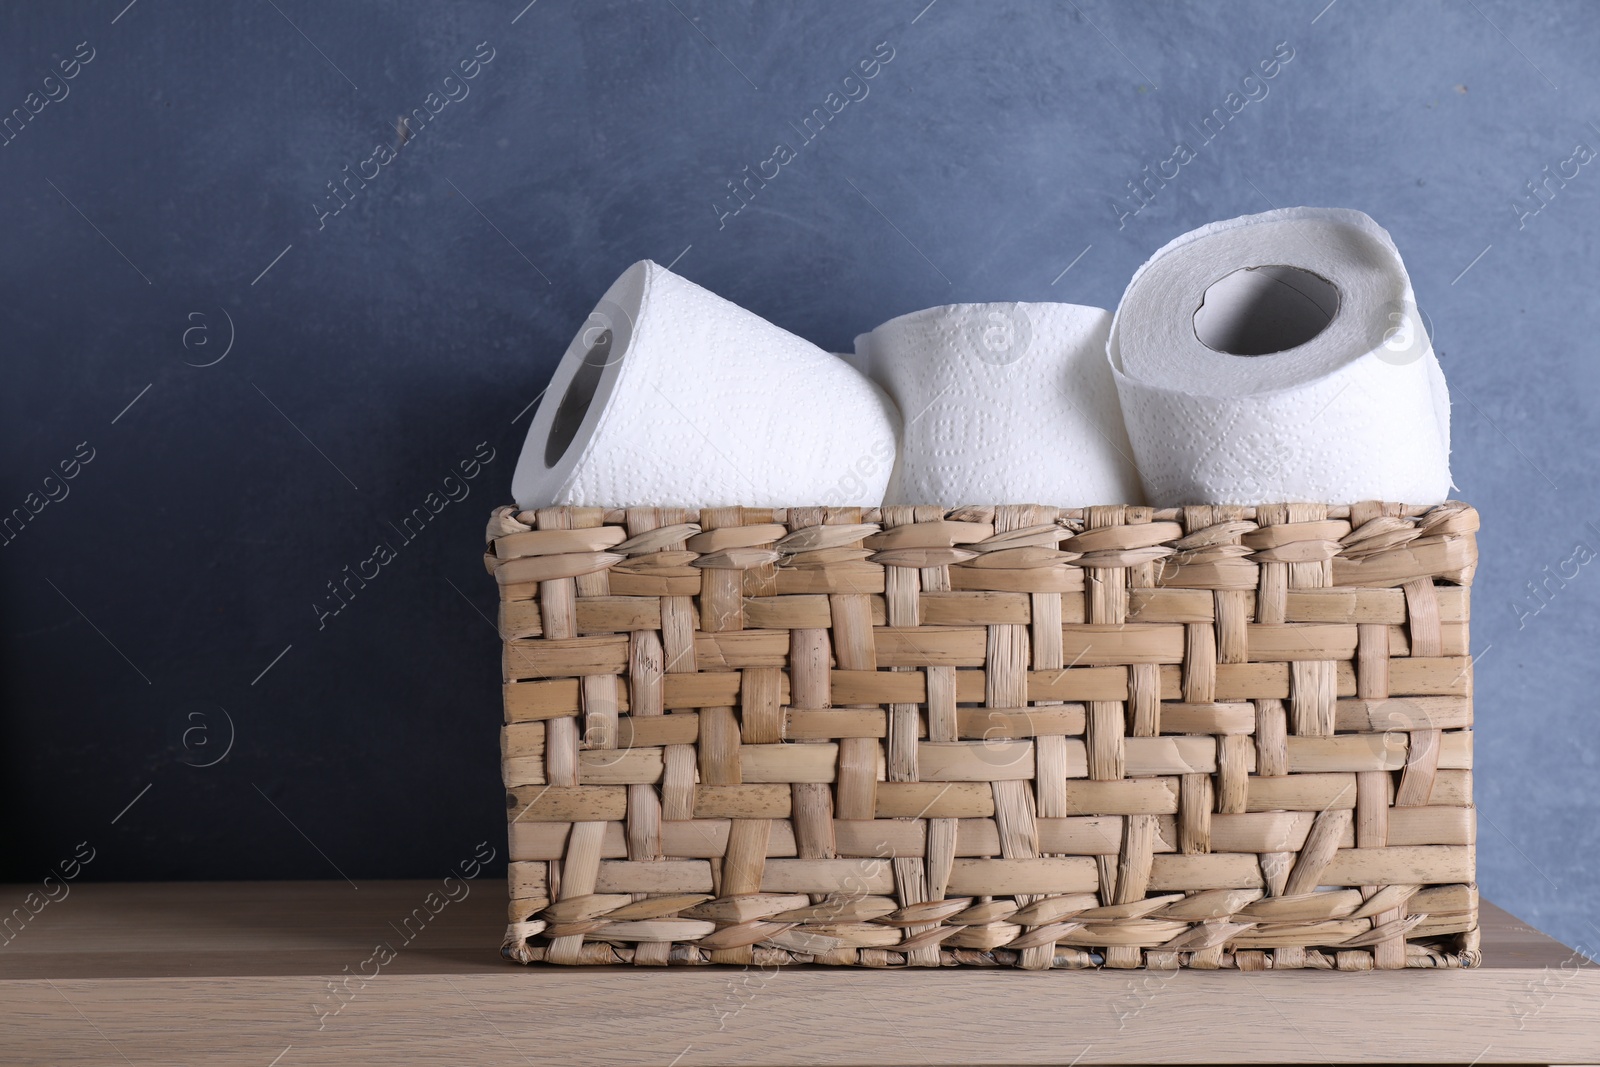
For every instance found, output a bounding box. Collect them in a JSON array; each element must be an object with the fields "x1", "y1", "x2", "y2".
[{"x1": 485, "y1": 501, "x2": 1480, "y2": 971}]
